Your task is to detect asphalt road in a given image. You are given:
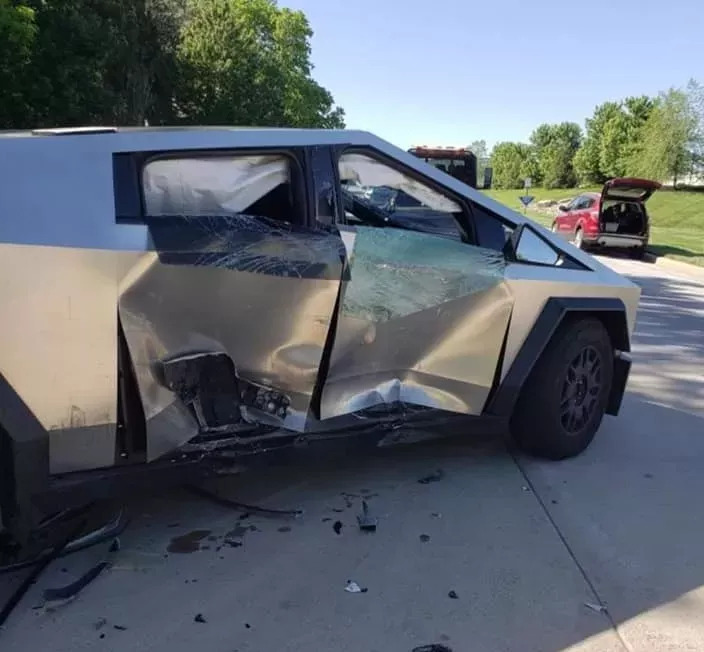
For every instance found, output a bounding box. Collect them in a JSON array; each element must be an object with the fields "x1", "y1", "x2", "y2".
[{"x1": 1, "y1": 256, "x2": 703, "y2": 652}]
